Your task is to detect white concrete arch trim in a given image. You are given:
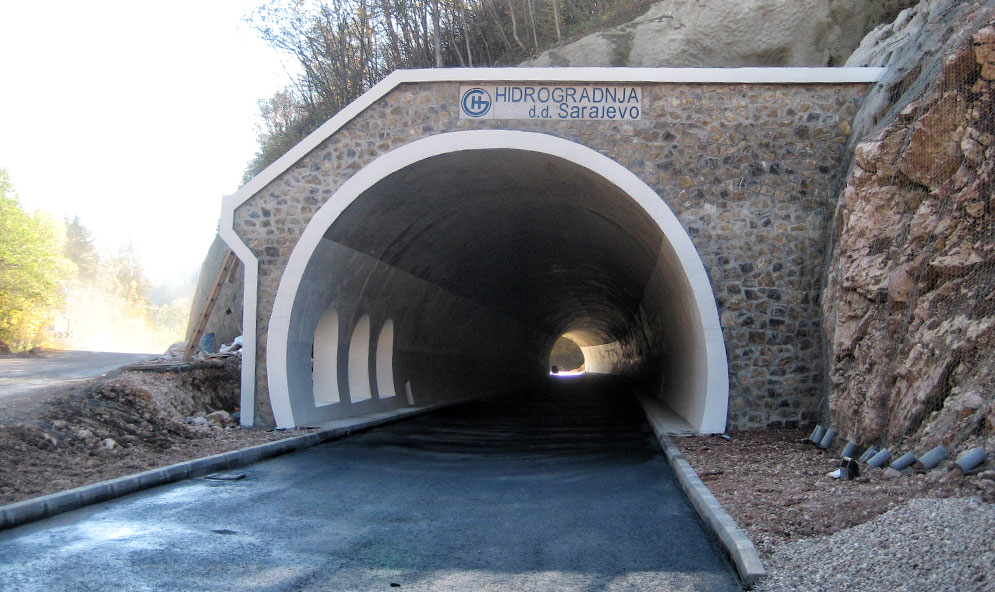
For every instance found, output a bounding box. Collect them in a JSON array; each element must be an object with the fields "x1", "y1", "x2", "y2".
[{"x1": 266, "y1": 130, "x2": 729, "y2": 431}]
